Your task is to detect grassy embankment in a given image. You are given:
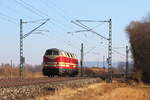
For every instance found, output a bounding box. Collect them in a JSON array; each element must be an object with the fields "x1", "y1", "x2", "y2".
[{"x1": 32, "y1": 82, "x2": 150, "y2": 100}]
